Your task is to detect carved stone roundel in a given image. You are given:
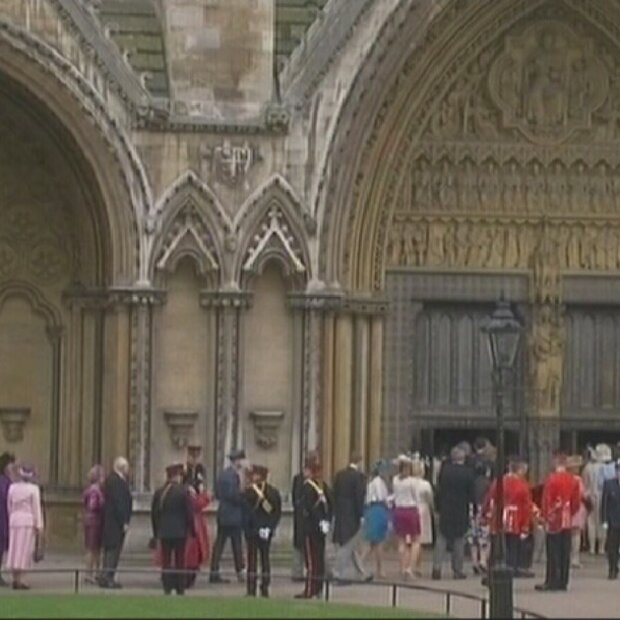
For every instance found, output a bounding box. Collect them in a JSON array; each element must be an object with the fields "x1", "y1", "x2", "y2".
[{"x1": 488, "y1": 20, "x2": 609, "y2": 145}]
